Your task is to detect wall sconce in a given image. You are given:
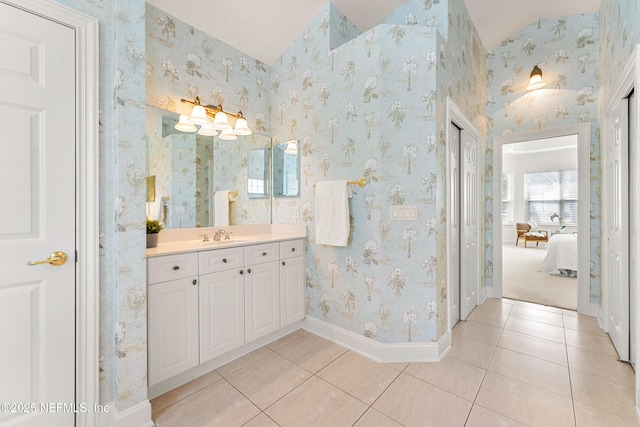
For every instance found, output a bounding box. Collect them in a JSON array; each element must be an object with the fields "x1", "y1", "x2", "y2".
[
  {"x1": 526, "y1": 65, "x2": 545, "y2": 91},
  {"x1": 176, "y1": 96, "x2": 252, "y2": 140}
]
